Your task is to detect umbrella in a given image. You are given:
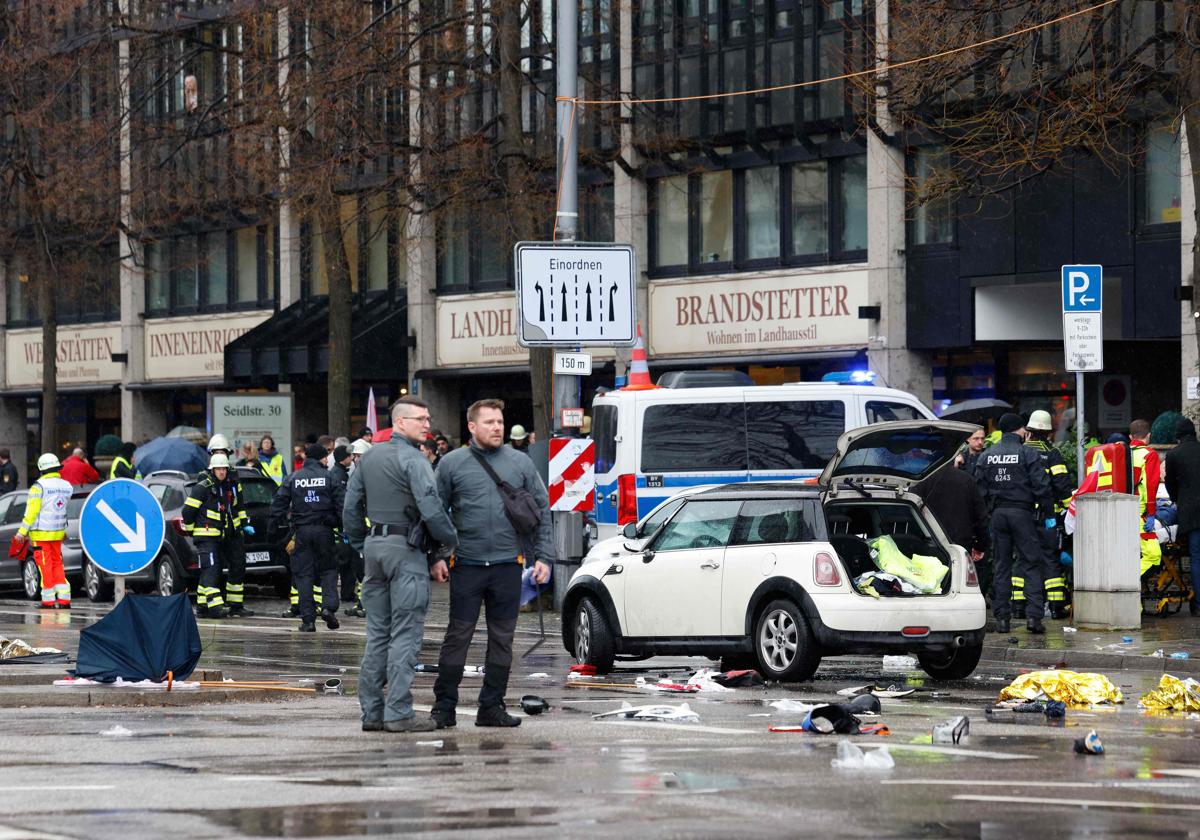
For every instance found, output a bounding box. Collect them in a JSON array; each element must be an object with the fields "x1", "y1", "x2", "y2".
[
  {"x1": 939, "y1": 398, "x2": 1012, "y2": 423},
  {"x1": 134, "y1": 436, "x2": 209, "y2": 475},
  {"x1": 74, "y1": 594, "x2": 203, "y2": 682},
  {"x1": 166, "y1": 425, "x2": 208, "y2": 445}
]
